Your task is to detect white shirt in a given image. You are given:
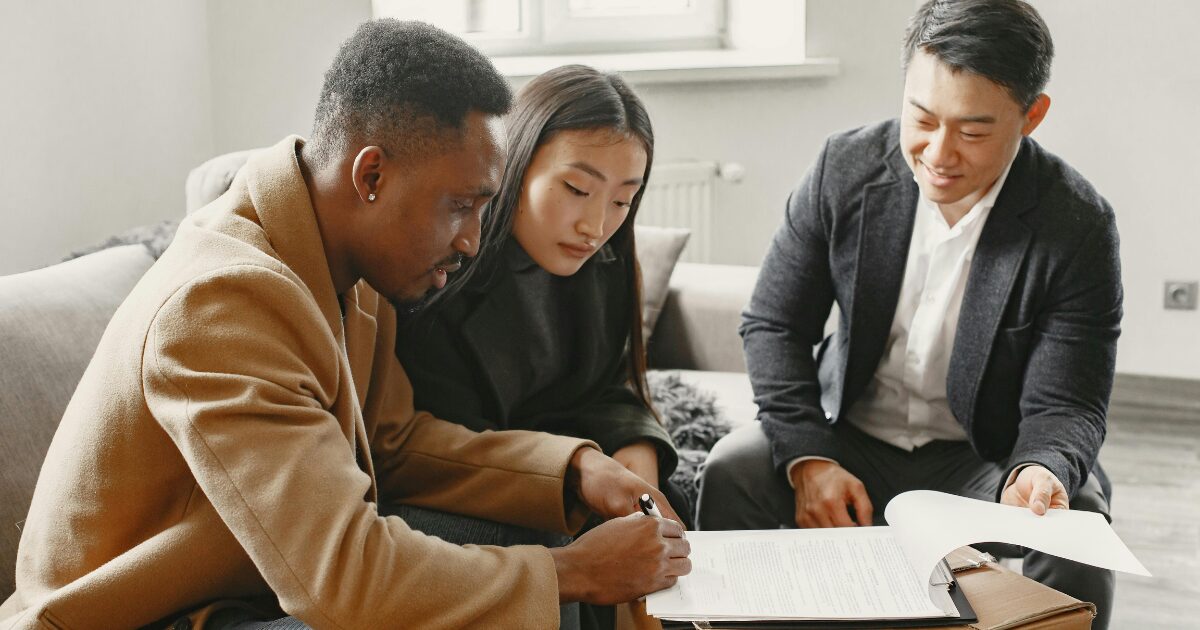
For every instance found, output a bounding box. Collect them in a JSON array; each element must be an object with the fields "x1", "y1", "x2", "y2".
[
  {"x1": 785, "y1": 154, "x2": 1018, "y2": 486},
  {"x1": 846, "y1": 157, "x2": 1015, "y2": 450}
]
